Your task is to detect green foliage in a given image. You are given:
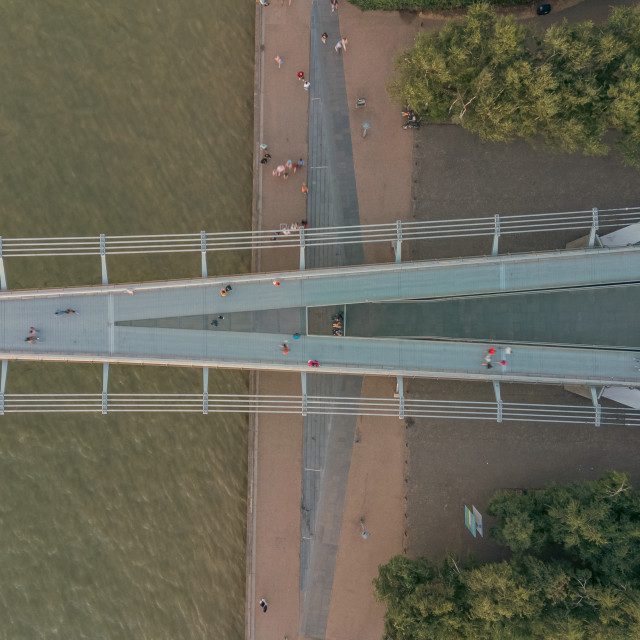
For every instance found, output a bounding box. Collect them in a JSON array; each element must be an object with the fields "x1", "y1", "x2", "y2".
[
  {"x1": 389, "y1": 2, "x2": 640, "y2": 168},
  {"x1": 376, "y1": 473, "x2": 640, "y2": 640},
  {"x1": 348, "y1": 0, "x2": 530, "y2": 10}
]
